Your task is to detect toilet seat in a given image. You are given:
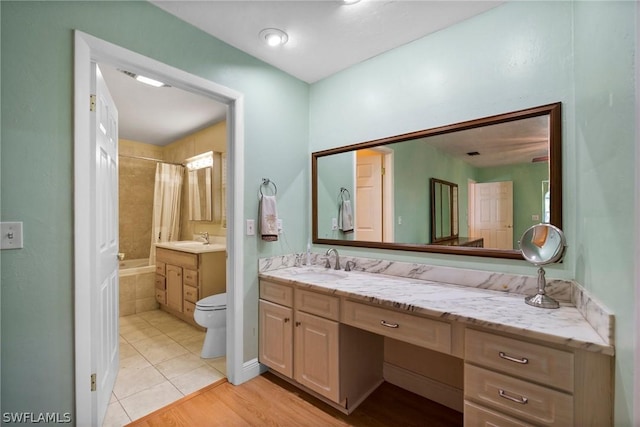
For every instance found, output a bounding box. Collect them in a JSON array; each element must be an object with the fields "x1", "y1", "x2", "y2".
[{"x1": 196, "y1": 293, "x2": 227, "y2": 311}]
